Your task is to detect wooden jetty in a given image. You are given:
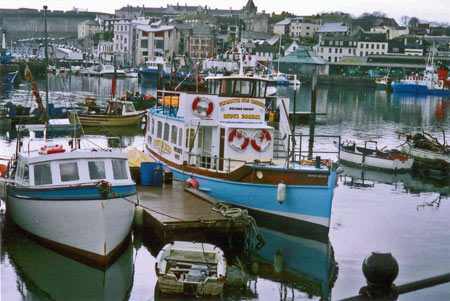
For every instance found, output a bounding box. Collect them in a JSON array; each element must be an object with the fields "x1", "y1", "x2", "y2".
[{"x1": 136, "y1": 181, "x2": 251, "y2": 241}]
